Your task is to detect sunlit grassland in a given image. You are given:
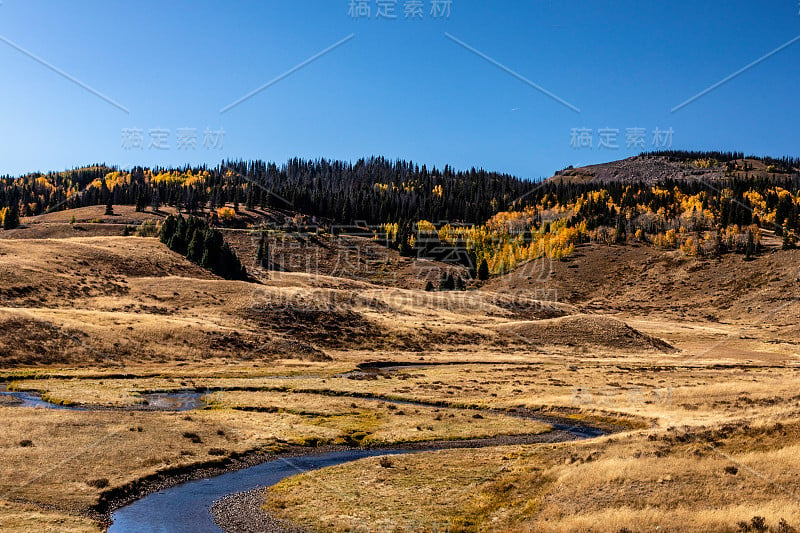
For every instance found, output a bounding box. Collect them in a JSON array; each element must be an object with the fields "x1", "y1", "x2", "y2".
[
  {"x1": 213, "y1": 390, "x2": 550, "y2": 444},
  {"x1": 266, "y1": 418, "x2": 800, "y2": 532},
  {"x1": 0, "y1": 325, "x2": 798, "y2": 531},
  {"x1": 0, "y1": 501, "x2": 100, "y2": 533},
  {"x1": 0, "y1": 407, "x2": 344, "y2": 511}
]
